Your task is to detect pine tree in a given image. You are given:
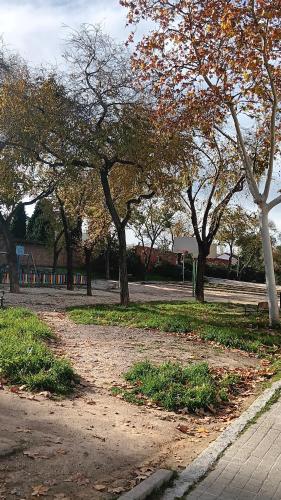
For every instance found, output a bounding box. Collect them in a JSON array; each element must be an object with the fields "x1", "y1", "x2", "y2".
[
  {"x1": 27, "y1": 199, "x2": 55, "y2": 245},
  {"x1": 10, "y1": 203, "x2": 27, "y2": 239}
]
